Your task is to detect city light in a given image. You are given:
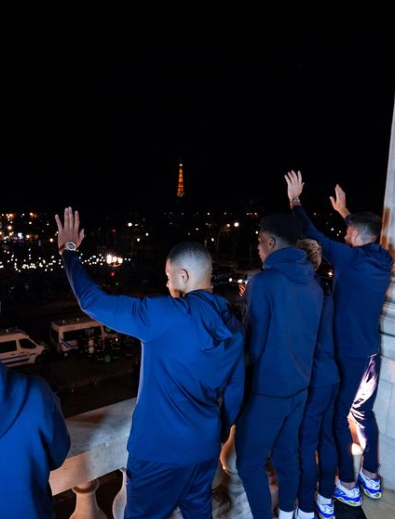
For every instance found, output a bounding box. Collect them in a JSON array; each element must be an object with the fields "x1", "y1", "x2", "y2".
[{"x1": 106, "y1": 254, "x2": 124, "y2": 267}]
